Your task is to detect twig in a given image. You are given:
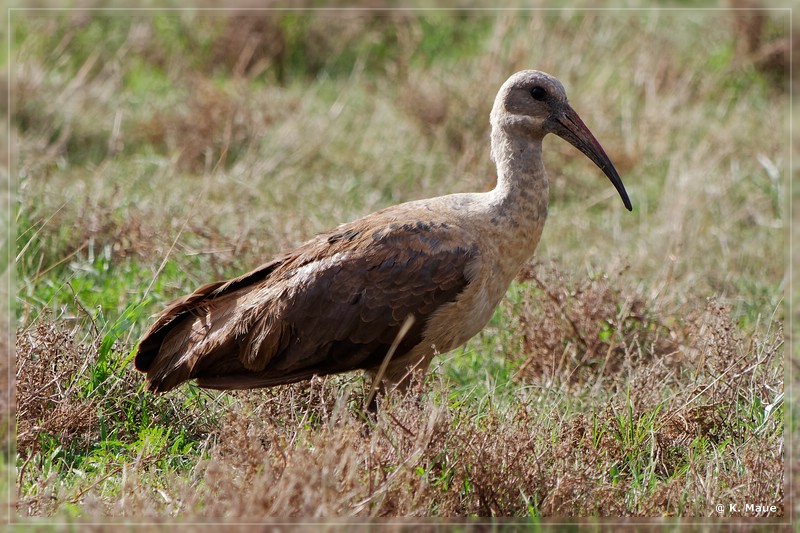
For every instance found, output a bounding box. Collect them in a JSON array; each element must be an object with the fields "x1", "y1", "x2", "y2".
[
  {"x1": 386, "y1": 412, "x2": 415, "y2": 438},
  {"x1": 68, "y1": 465, "x2": 124, "y2": 504},
  {"x1": 364, "y1": 314, "x2": 415, "y2": 410},
  {"x1": 17, "y1": 440, "x2": 38, "y2": 492}
]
